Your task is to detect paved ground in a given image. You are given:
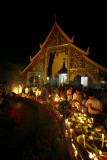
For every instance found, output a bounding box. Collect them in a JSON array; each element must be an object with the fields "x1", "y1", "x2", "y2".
[{"x1": 0, "y1": 97, "x2": 72, "y2": 160}]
